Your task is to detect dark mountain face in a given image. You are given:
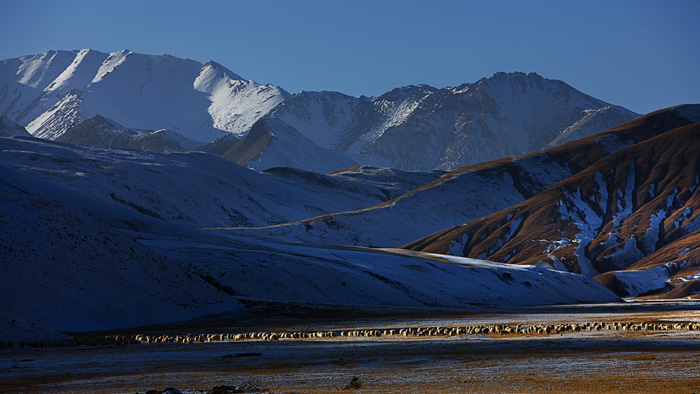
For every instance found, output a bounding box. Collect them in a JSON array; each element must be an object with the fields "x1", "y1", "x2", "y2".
[
  {"x1": 0, "y1": 116, "x2": 31, "y2": 137},
  {"x1": 56, "y1": 115, "x2": 201, "y2": 153},
  {"x1": 404, "y1": 105, "x2": 700, "y2": 298}
]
